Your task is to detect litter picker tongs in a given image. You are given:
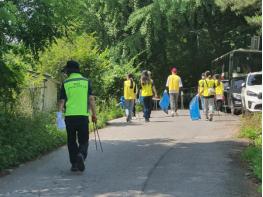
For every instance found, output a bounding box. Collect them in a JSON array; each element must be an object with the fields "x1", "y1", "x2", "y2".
[{"x1": 93, "y1": 122, "x2": 103, "y2": 152}]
